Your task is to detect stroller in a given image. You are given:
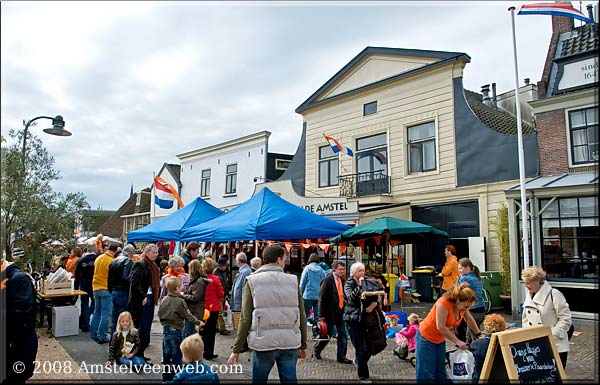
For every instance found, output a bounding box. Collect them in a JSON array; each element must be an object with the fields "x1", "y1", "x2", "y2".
[{"x1": 392, "y1": 332, "x2": 416, "y2": 367}]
